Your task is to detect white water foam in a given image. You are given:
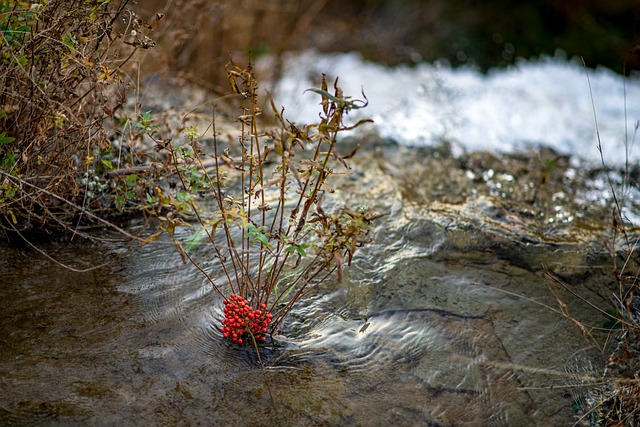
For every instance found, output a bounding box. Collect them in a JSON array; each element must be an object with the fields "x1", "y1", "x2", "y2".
[{"x1": 269, "y1": 51, "x2": 640, "y2": 165}]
